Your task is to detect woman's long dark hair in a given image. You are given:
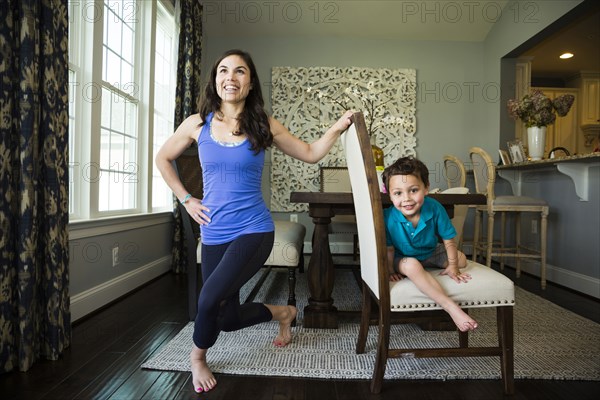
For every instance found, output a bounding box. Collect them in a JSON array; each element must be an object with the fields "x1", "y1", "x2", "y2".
[{"x1": 197, "y1": 49, "x2": 273, "y2": 153}]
